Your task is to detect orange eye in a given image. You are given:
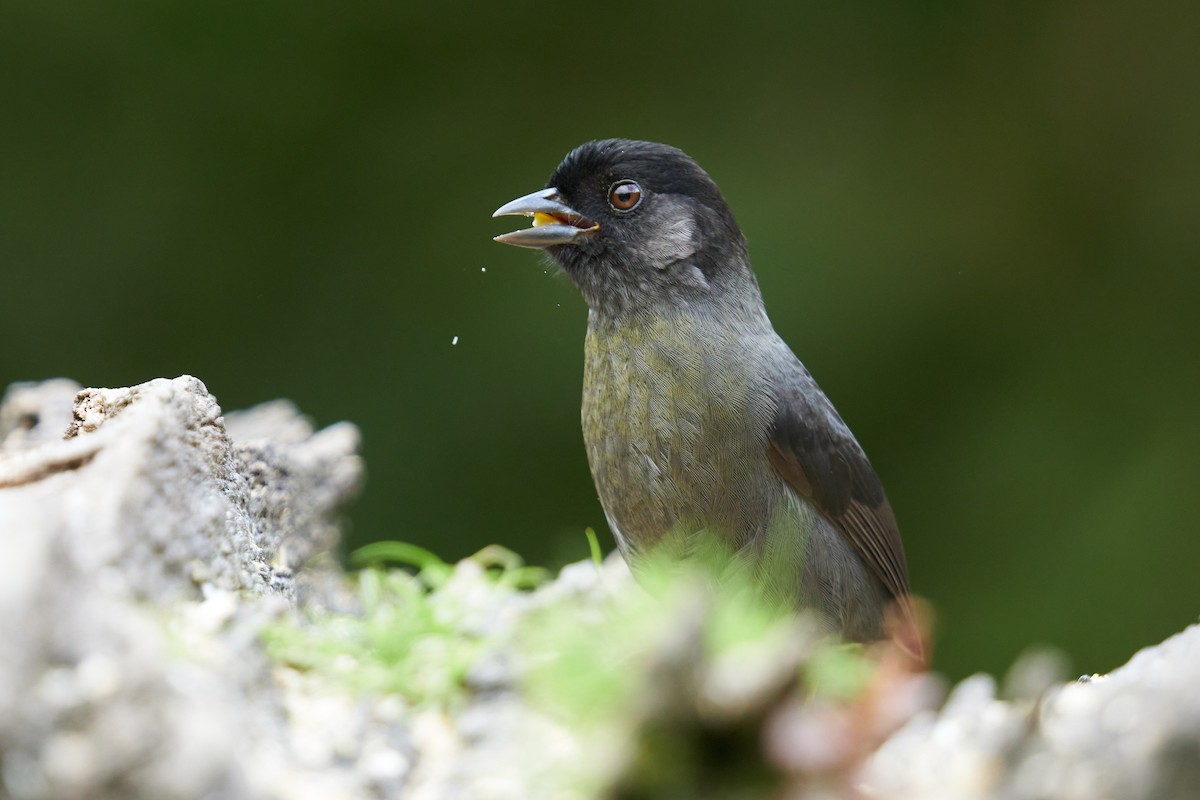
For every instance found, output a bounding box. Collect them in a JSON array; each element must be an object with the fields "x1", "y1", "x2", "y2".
[{"x1": 608, "y1": 180, "x2": 642, "y2": 212}]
